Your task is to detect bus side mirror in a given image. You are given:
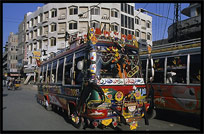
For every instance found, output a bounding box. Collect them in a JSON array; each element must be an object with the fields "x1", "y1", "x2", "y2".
[{"x1": 77, "y1": 61, "x2": 84, "y2": 70}]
